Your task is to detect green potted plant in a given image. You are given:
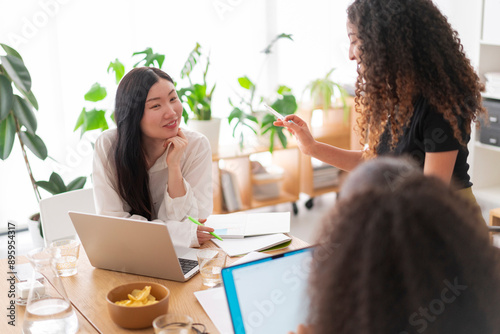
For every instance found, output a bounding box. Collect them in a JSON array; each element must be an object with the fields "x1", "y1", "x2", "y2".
[
  {"x1": 74, "y1": 48, "x2": 165, "y2": 137},
  {"x1": 228, "y1": 33, "x2": 295, "y2": 152},
  {"x1": 227, "y1": 76, "x2": 260, "y2": 150},
  {"x1": 0, "y1": 43, "x2": 87, "y2": 246},
  {"x1": 304, "y1": 68, "x2": 350, "y2": 123},
  {"x1": 177, "y1": 43, "x2": 220, "y2": 155},
  {"x1": 260, "y1": 85, "x2": 298, "y2": 153}
]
